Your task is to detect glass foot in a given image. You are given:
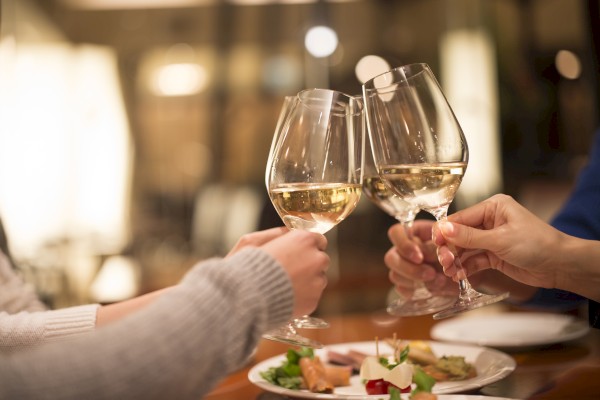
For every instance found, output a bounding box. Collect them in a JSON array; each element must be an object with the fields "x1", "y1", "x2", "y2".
[
  {"x1": 262, "y1": 326, "x2": 324, "y2": 349},
  {"x1": 293, "y1": 316, "x2": 329, "y2": 329},
  {"x1": 387, "y1": 294, "x2": 456, "y2": 317},
  {"x1": 433, "y1": 289, "x2": 510, "y2": 320}
]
